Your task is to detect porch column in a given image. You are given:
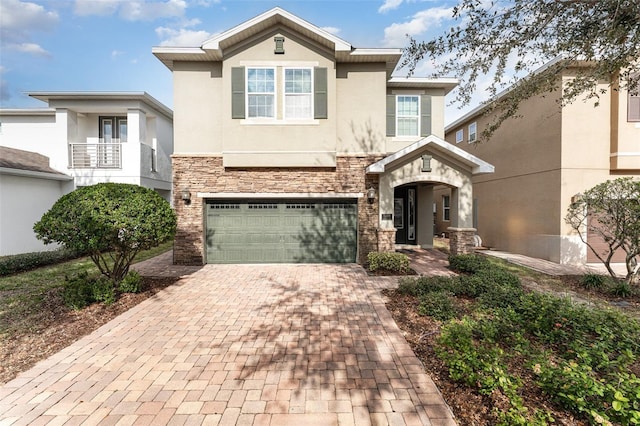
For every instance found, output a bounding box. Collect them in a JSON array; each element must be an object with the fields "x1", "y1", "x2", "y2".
[
  {"x1": 448, "y1": 179, "x2": 476, "y2": 255},
  {"x1": 377, "y1": 174, "x2": 396, "y2": 252},
  {"x1": 417, "y1": 184, "x2": 434, "y2": 249}
]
